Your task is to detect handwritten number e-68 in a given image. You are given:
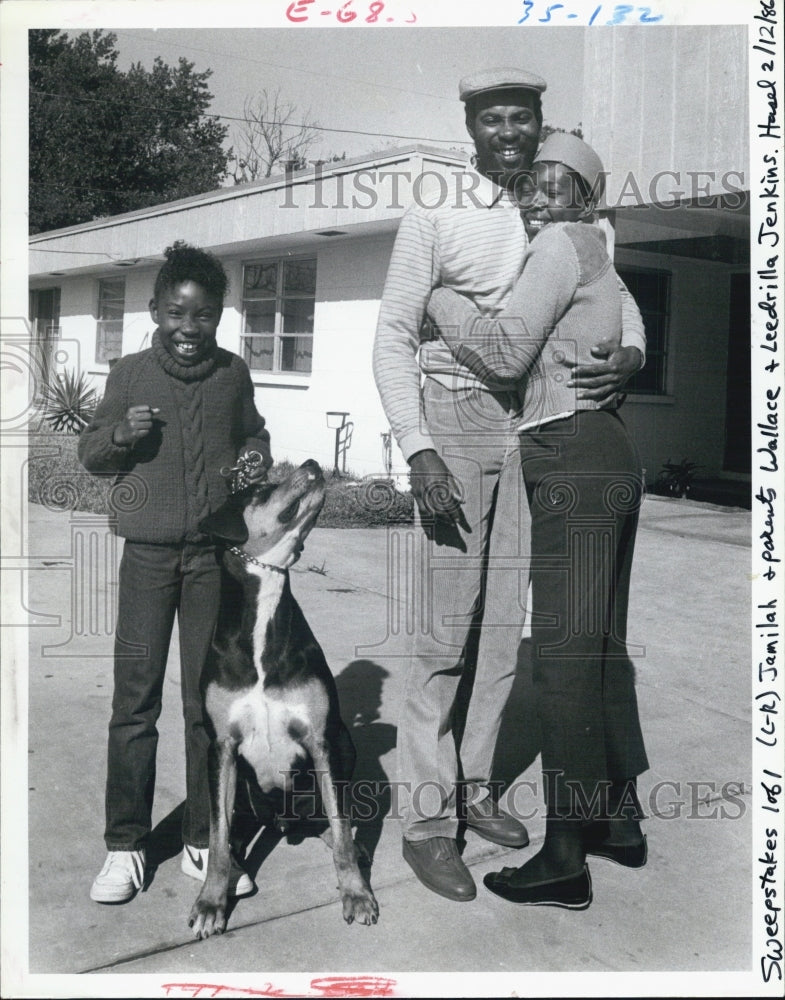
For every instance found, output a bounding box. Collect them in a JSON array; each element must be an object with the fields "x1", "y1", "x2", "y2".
[
  {"x1": 338, "y1": 0, "x2": 387, "y2": 22},
  {"x1": 337, "y1": 1, "x2": 357, "y2": 22}
]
